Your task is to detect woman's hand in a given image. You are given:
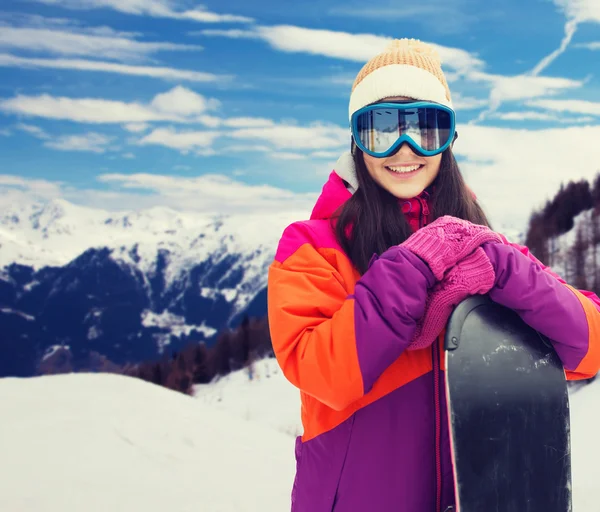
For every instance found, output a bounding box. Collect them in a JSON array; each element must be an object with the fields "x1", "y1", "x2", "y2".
[
  {"x1": 401, "y1": 215, "x2": 503, "y2": 280},
  {"x1": 408, "y1": 246, "x2": 496, "y2": 350}
]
